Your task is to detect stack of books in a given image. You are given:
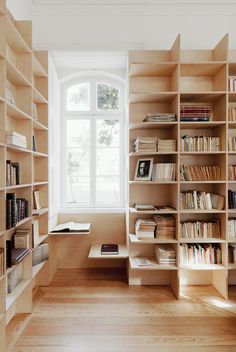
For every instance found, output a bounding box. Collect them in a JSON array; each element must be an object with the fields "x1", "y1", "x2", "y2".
[
  {"x1": 181, "y1": 135, "x2": 220, "y2": 152},
  {"x1": 228, "y1": 108, "x2": 236, "y2": 121},
  {"x1": 228, "y1": 190, "x2": 236, "y2": 209},
  {"x1": 229, "y1": 165, "x2": 236, "y2": 180},
  {"x1": 154, "y1": 214, "x2": 175, "y2": 239},
  {"x1": 154, "y1": 245, "x2": 176, "y2": 266},
  {"x1": 6, "y1": 131, "x2": 27, "y2": 149},
  {"x1": 180, "y1": 220, "x2": 221, "y2": 239},
  {"x1": 135, "y1": 218, "x2": 156, "y2": 238},
  {"x1": 180, "y1": 165, "x2": 221, "y2": 181},
  {"x1": 180, "y1": 103, "x2": 211, "y2": 122},
  {"x1": 228, "y1": 245, "x2": 236, "y2": 264},
  {"x1": 143, "y1": 113, "x2": 176, "y2": 123},
  {"x1": 11, "y1": 248, "x2": 29, "y2": 265},
  {"x1": 134, "y1": 204, "x2": 156, "y2": 211},
  {"x1": 180, "y1": 243, "x2": 222, "y2": 265},
  {"x1": 133, "y1": 136, "x2": 157, "y2": 153},
  {"x1": 152, "y1": 163, "x2": 176, "y2": 182},
  {"x1": 228, "y1": 77, "x2": 236, "y2": 92},
  {"x1": 228, "y1": 218, "x2": 236, "y2": 239},
  {"x1": 180, "y1": 191, "x2": 225, "y2": 210},
  {"x1": 6, "y1": 193, "x2": 29, "y2": 229},
  {"x1": 7, "y1": 261, "x2": 23, "y2": 293},
  {"x1": 228, "y1": 137, "x2": 236, "y2": 151},
  {"x1": 32, "y1": 243, "x2": 49, "y2": 265},
  {"x1": 6, "y1": 160, "x2": 20, "y2": 186},
  {"x1": 0, "y1": 248, "x2": 4, "y2": 276},
  {"x1": 14, "y1": 230, "x2": 30, "y2": 249},
  {"x1": 157, "y1": 139, "x2": 176, "y2": 152}
]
